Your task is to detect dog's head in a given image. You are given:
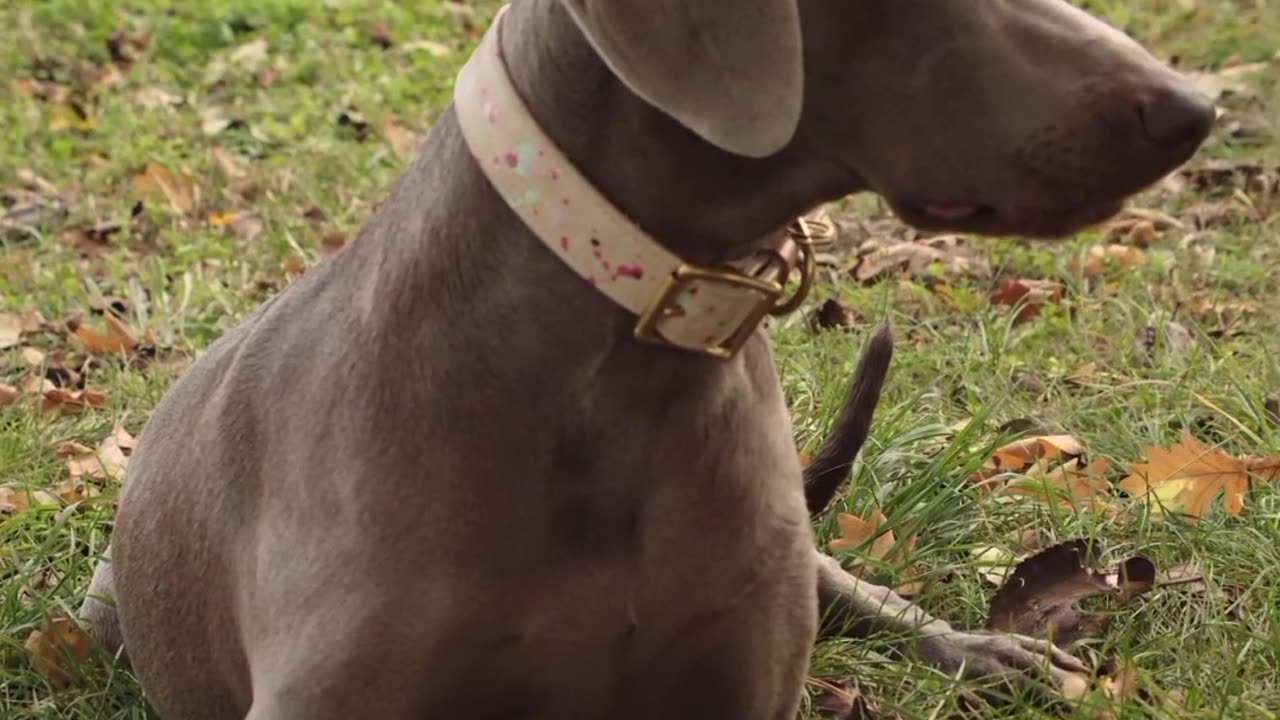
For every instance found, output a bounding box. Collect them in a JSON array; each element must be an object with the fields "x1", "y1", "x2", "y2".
[{"x1": 559, "y1": 0, "x2": 1214, "y2": 238}]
